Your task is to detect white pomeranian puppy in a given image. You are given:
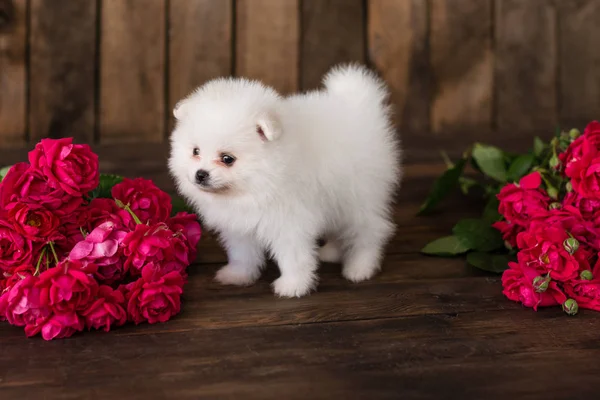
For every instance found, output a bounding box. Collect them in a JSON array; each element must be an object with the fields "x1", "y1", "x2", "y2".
[{"x1": 168, "y1": 64, "x2": 402, "y2": 298}]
